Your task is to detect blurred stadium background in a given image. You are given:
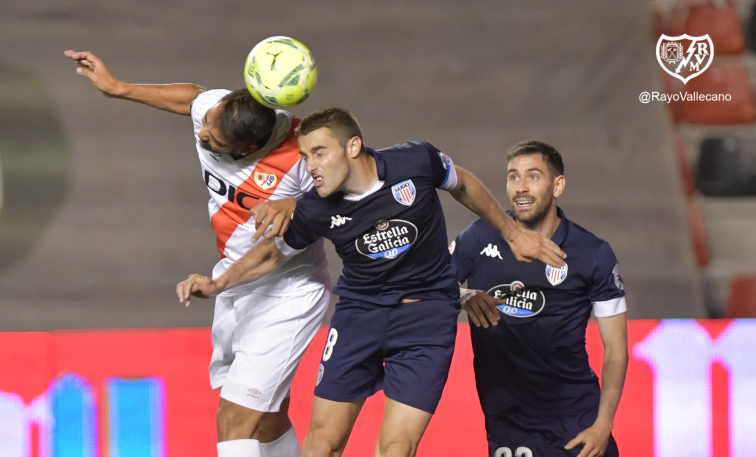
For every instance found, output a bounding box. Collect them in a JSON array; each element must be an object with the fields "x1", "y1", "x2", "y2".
[{"x1": 1, "y1": 0, "x2": 755, "y2": 455}]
